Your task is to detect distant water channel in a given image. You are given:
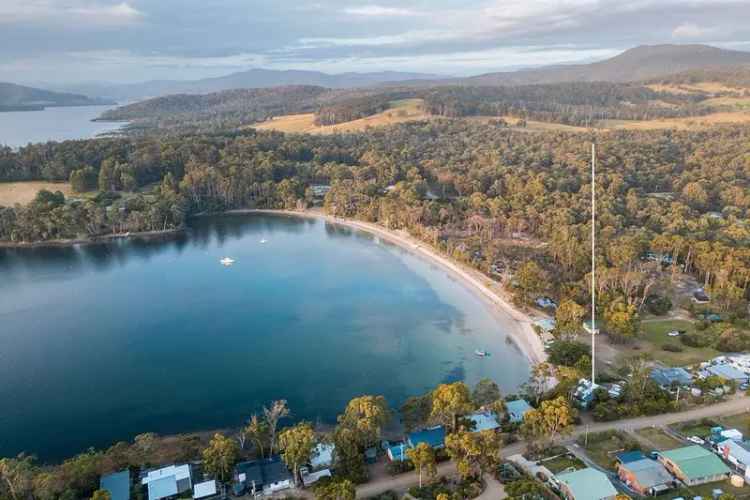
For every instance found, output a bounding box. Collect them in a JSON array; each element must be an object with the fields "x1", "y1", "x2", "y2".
[
  {"x1": 0, "y1": 105, "x2": 125, "y2": 148},
  {"x1": 0, "y1": 214, "x2": 529, "y2": 460}
]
